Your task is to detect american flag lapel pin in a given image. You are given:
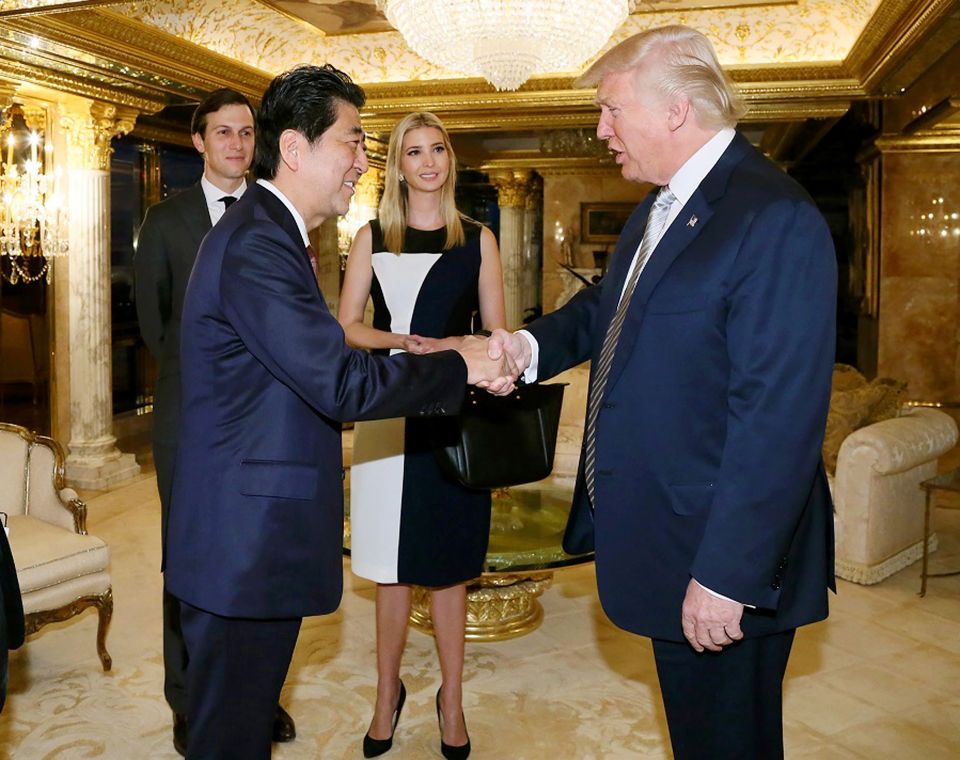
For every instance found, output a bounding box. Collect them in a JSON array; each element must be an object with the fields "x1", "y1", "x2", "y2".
[{"x1": 687, "y1": 214, "x2": 698, "y2": 228}]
